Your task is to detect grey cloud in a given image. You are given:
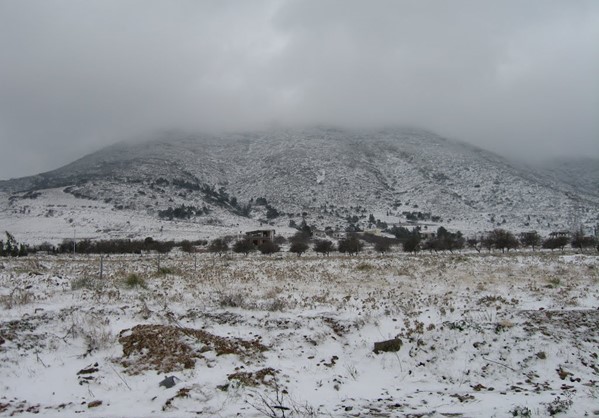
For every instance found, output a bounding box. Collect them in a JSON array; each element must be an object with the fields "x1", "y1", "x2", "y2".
[{"x1": 0, "y1": 0, "x2": 597, "y2": 179}]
